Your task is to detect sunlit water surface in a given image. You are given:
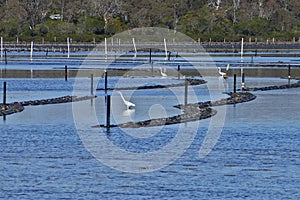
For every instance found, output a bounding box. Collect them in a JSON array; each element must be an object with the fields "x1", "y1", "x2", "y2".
[{"x1": 0, "y1": 65, "x2": 299, "y2": 199}]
